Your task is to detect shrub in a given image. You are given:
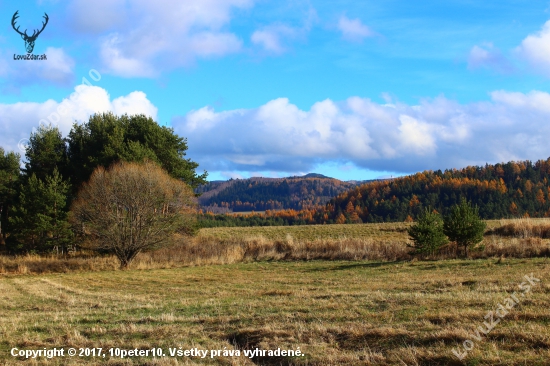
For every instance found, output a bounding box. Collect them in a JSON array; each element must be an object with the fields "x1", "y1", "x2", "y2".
[{"x1": 70, "y1": 160, "x2": 196, "y2": 269}]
